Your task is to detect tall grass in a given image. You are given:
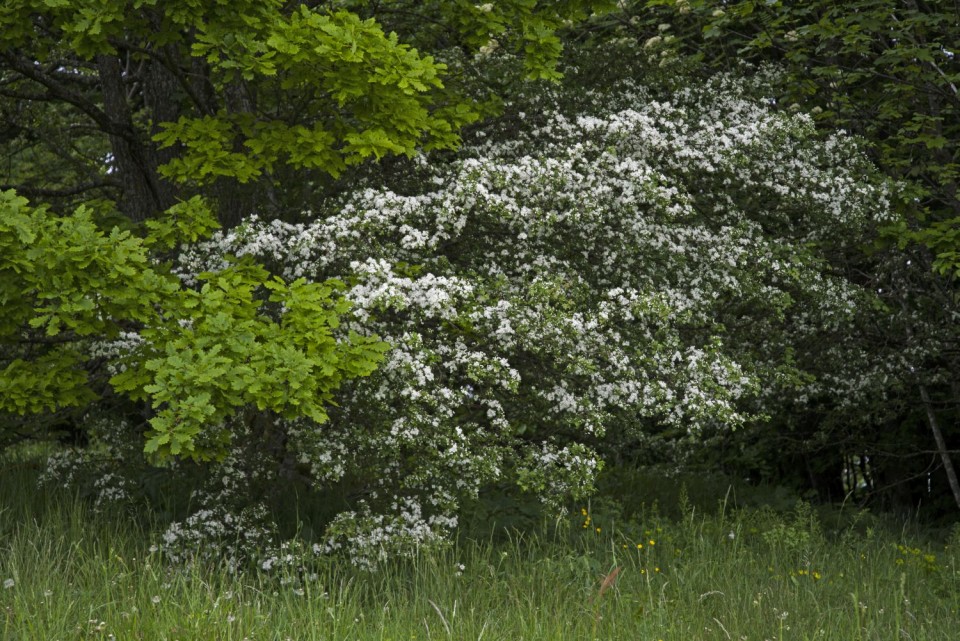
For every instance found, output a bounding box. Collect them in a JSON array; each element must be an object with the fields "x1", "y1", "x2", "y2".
[{"x1": 2, "y1": 456, "x2": 958, "y2": 640}]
